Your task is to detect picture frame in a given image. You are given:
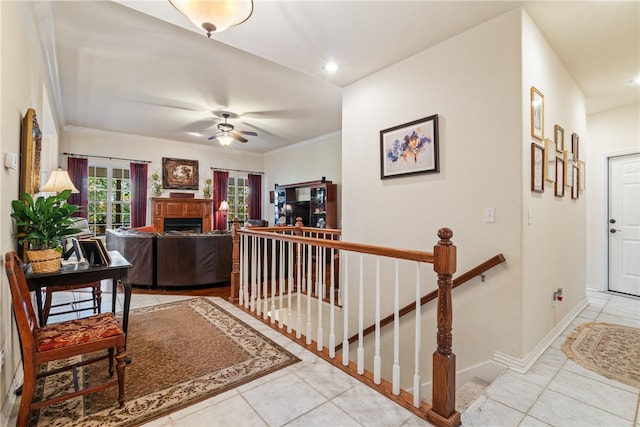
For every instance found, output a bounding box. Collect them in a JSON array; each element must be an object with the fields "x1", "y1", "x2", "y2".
[
  {"x1": 579, "y1": 160, "x2": 585, "y2": 192},
  {"x1": 531, "y1": 87, "x2": 544, "y2": 140},
  {"x1": 555, "y1": 156, "x2": 565, "y2": 197},
  {"x1": 571, "y1": 133, "x2": 579, "y2": 161},
  {"x1": 78, "y1": 238, "x2": 111, "y2": 267},
  {"x1": 571, "y1": 164, "x2": 579, "y2": 199},
  {"x1": 544, "y1": 138, "x2": 556, "y2": 182},
  {"x1": 531, "y1": 143, "x2": 544, "y2": 193},
  {"x1": 554, "y1": 124, "x2": 564, "y2": 152},
  {"x1": 380, "y1": 114, "x2": 439, "y2": 179},
  {"x1": 19, "y1": 108, "x2": 43, "y2": 195},
  {"x1": 162, "y1": 157, "x2": 199, "y2": 190},
  {"x1": 565, "y1": 153, "x2": 574, "y2": 188}
]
